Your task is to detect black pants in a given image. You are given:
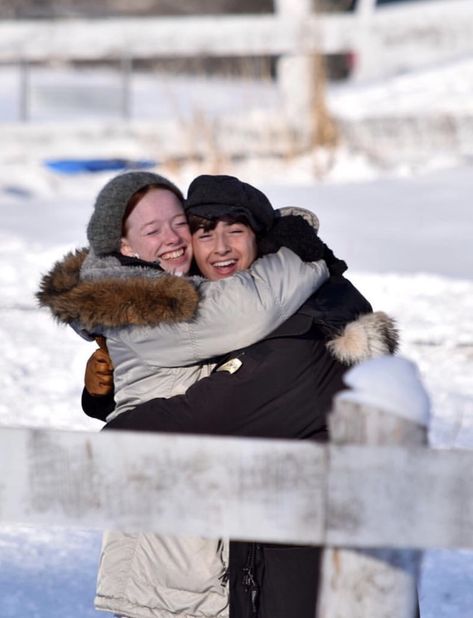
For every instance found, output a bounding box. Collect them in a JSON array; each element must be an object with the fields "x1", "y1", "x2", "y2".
[{"x1": 229, "y1": 541, "x2": 321, "y2": 618}]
